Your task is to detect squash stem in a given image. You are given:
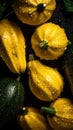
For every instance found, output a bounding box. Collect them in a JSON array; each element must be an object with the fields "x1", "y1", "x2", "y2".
[
  {"x1": 39, "y1": 40, "x2": 48, "y2": 49},
  {"x1": 29, "y1": 54, "x2": 36, "y2": 61},
  {"x1": 41, "y1": 106, "x2": 56, "y2": 117},
  {"x1": 37, "y1": 3, "x2": 46, "y2": 12}
]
